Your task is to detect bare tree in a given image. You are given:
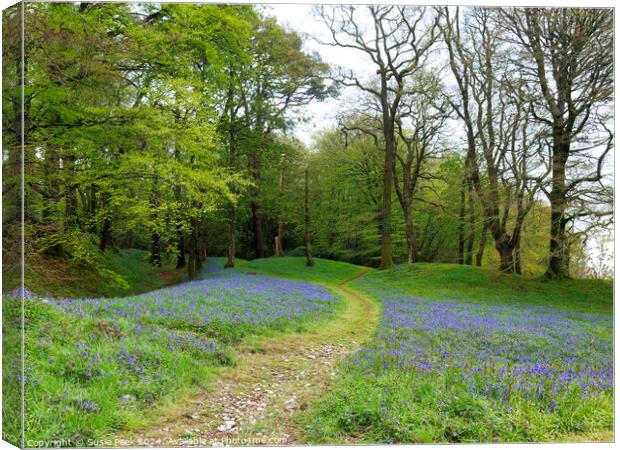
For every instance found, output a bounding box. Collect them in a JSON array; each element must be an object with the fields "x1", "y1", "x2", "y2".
[
  {"x1": 442, "y1": 7, "x2": 548, "y2": 273},
  {"x1": 500, "y1": 8, "x2": 613, "y2": 278},
  {"x1": 393, "y1": 75, "x2": 448, "y2": 263},
  {"x1": 317, "y1": 5, "x2": 439, "y2": 268}
]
